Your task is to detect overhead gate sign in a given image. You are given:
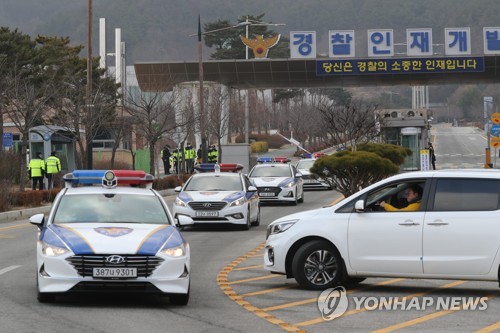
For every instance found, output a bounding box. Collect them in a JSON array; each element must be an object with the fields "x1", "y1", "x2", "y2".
[{"x1": 317, "y1": 57, "x2": 485, "y2": 76}]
